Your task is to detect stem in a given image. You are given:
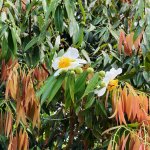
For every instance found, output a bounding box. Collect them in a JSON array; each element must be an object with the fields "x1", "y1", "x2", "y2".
[{"x1": 67, "y1": 107, "x2": 75, "y2": 149}]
